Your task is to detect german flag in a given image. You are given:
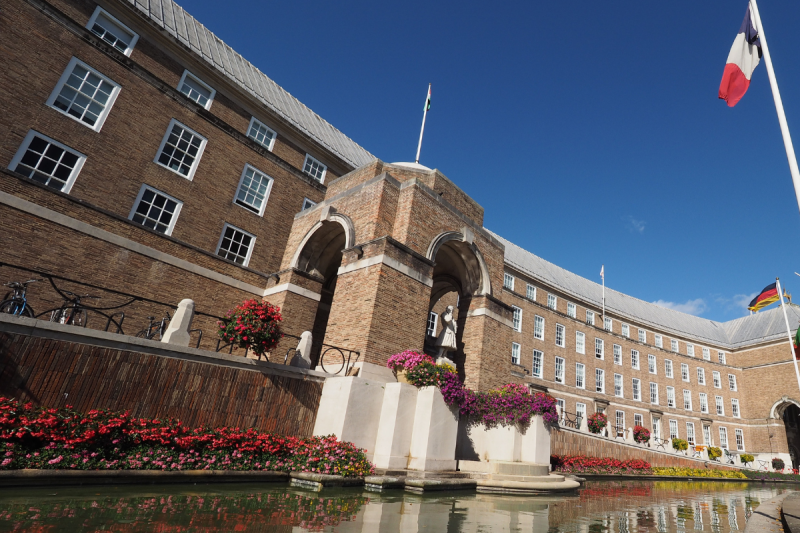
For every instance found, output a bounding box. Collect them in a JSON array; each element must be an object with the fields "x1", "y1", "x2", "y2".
[{"x1": 748, "y1": 282, "x2": 780, "y2": 312}]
